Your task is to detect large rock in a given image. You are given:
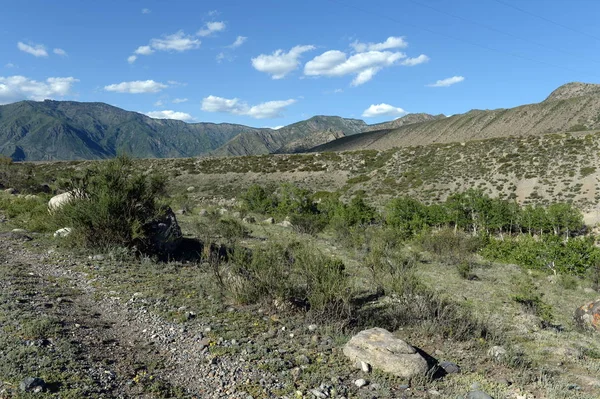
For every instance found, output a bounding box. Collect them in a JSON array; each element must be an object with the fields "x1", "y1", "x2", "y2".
[
  {"x1": 575, "y1": 299, "x2": 600, "y2": 331},
  {"x1": 143, "y1": 207, "x2": 182, "y2": 254},
  {"x1": 343, "y1": 327, "x2": 429, "y2": 378},
  {"x1": 47, "y1": 190, "x2": 85, "y2": 213}
]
